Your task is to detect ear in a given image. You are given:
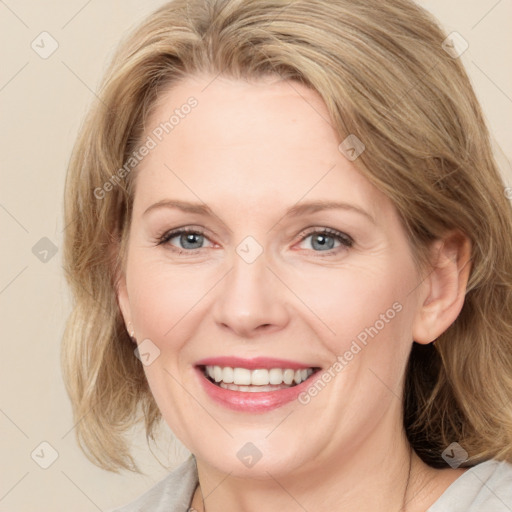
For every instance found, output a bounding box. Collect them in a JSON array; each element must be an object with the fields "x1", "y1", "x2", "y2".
[
  {"x1": 111, "y1": 238, "x2": 135, "y2": 342},
  {"x1": 412, "y1": 230, "x2": 472, "y2": 344},
  {"x1": 116, "y1": 273, "x2": 132, "y2": 332}
]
